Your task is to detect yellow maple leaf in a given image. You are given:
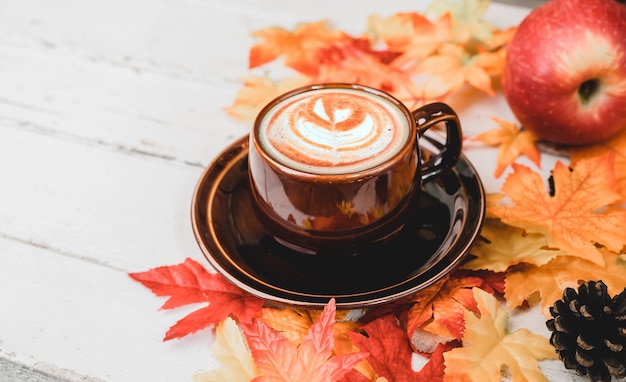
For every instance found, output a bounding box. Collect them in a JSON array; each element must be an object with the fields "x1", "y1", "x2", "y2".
[
  {"x1": 443, "y1": 288, "x2": 557, "y2": 382},
  {"x1": 193, "y1": 317, "x2": 260, "y2": 382},
  {"x1": 505, "y1": 248, "x2": 626, "y2": 316},
  {"x1": 259, "y1": 307, "x2": 316, "y2": 345},
  {"x1": 249, "y1": 21, "x2": 351, "y2": 76},
  {"x1": 224, "y1": 75, "x2": 310, "y2": 122},
  {"x1": 425, "y1": 0, "x2": 496, "y2": 44},
  {"x1": 412, "y1": 43, "x2": 503, "y2": 97},
  {"x1": 472, "y1": 117, "x2": 541, "y2": 178},
  {"x1": 570, "y1": 127, "x2": 626, "y2": 202},
  {"x1": 463, "y1": 219, "x2": 564, "y2": 272},
  {"x1": 489, "y1": 154, "x2": 626, "y2": 266}
]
